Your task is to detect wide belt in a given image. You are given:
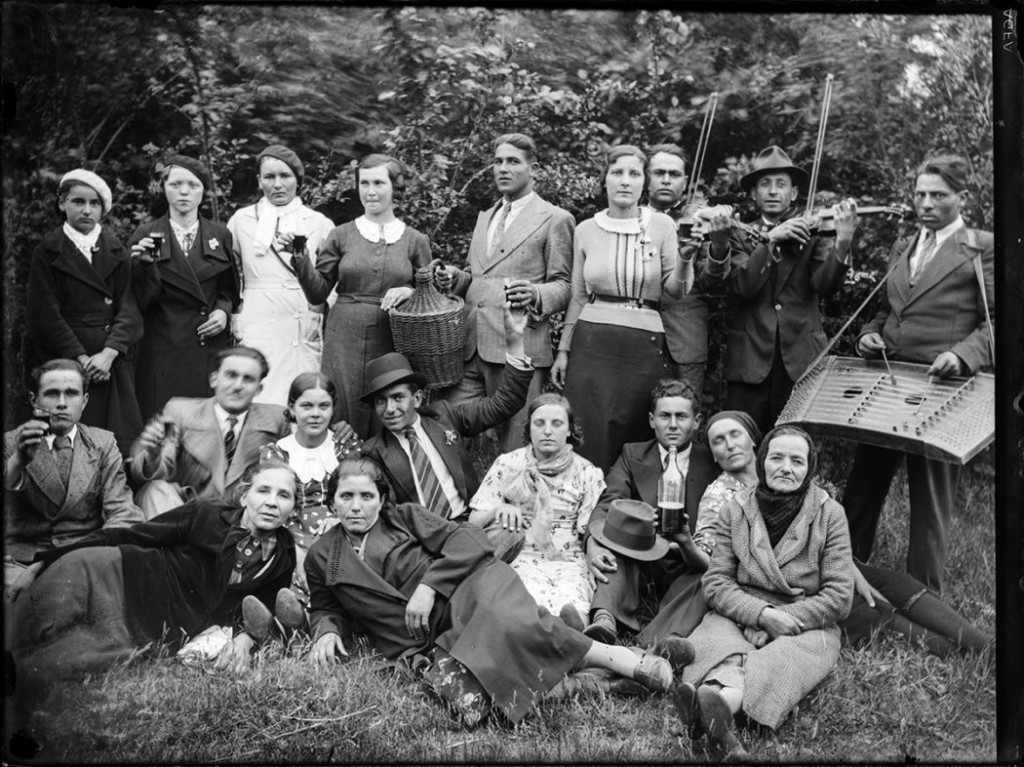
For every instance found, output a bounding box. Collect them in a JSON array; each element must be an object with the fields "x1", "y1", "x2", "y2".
[{"x1": 589, "y1": 294, "x2": 660, "y2": 311}]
